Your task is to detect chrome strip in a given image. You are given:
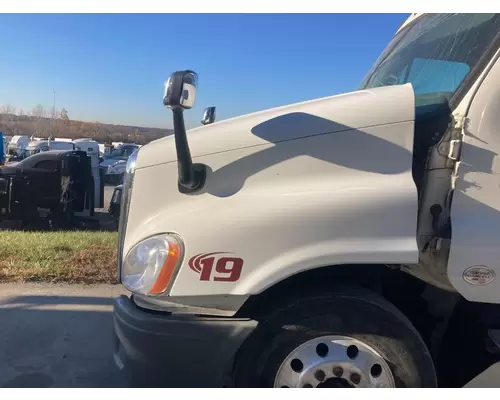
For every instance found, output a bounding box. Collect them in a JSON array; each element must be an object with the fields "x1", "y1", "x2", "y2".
[{"x1": 117, "y1": 150, "x2": 138, "y2": 282}]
